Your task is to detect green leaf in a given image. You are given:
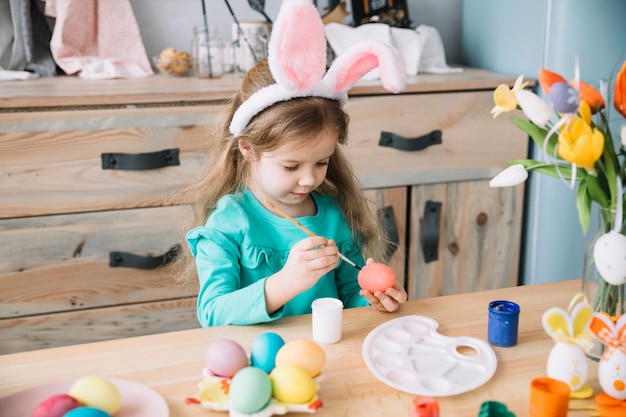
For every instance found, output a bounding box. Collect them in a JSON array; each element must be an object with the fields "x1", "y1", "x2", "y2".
[
  {"x1": 511, "y1": 117, "x2": 558, "y2": 156},
  {"x1": 586, "y1": 175, "x2": 610, "y2": 207},
  {"x1": 576, "y1": 180, "x2": 591, "y2": 235},
  {"x1": 507, "y1": 159, "x2": 587, "y2": 181}
]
